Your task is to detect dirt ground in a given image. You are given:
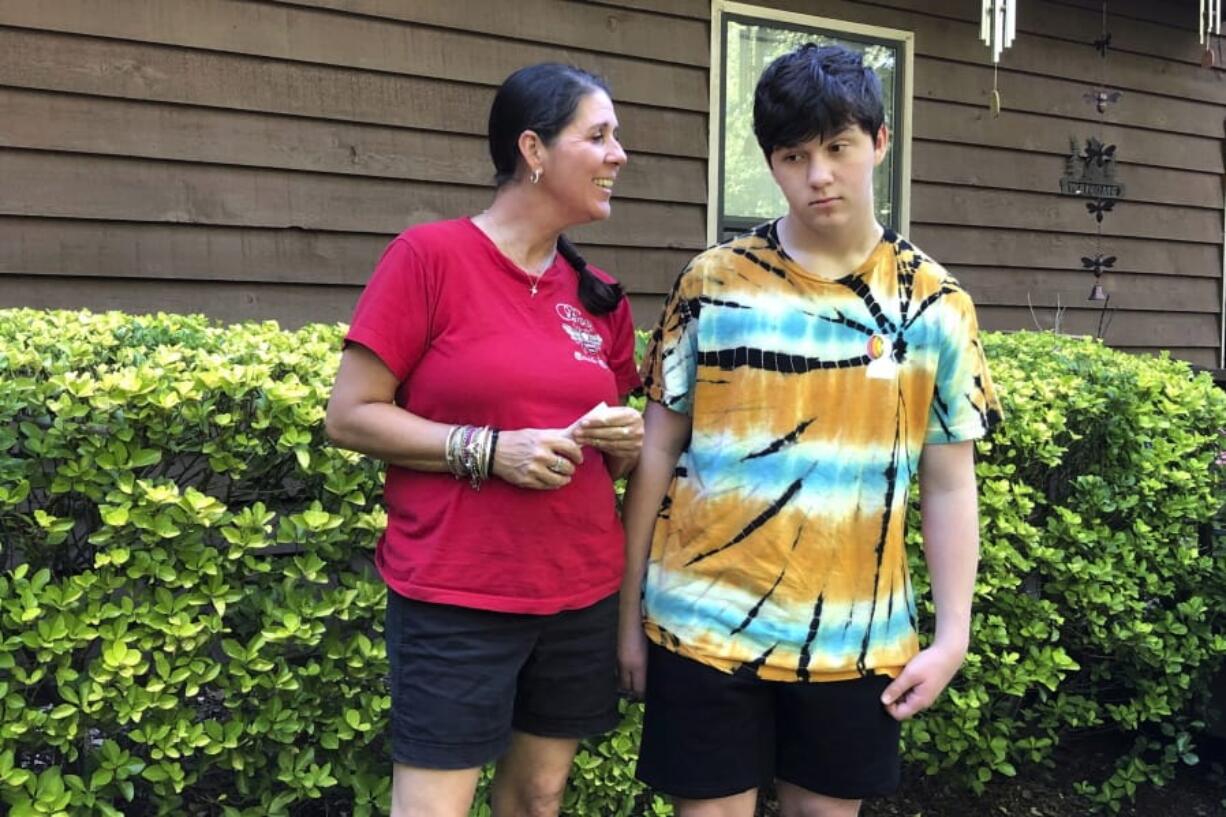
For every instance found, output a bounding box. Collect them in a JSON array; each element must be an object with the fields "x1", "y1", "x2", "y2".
[
  {"x1": 843, "y1": 736, "x2": 1226, "y2": 809},
  {"x1": 757, "y1": 735, "x2": 1226, "y2": 817}
]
